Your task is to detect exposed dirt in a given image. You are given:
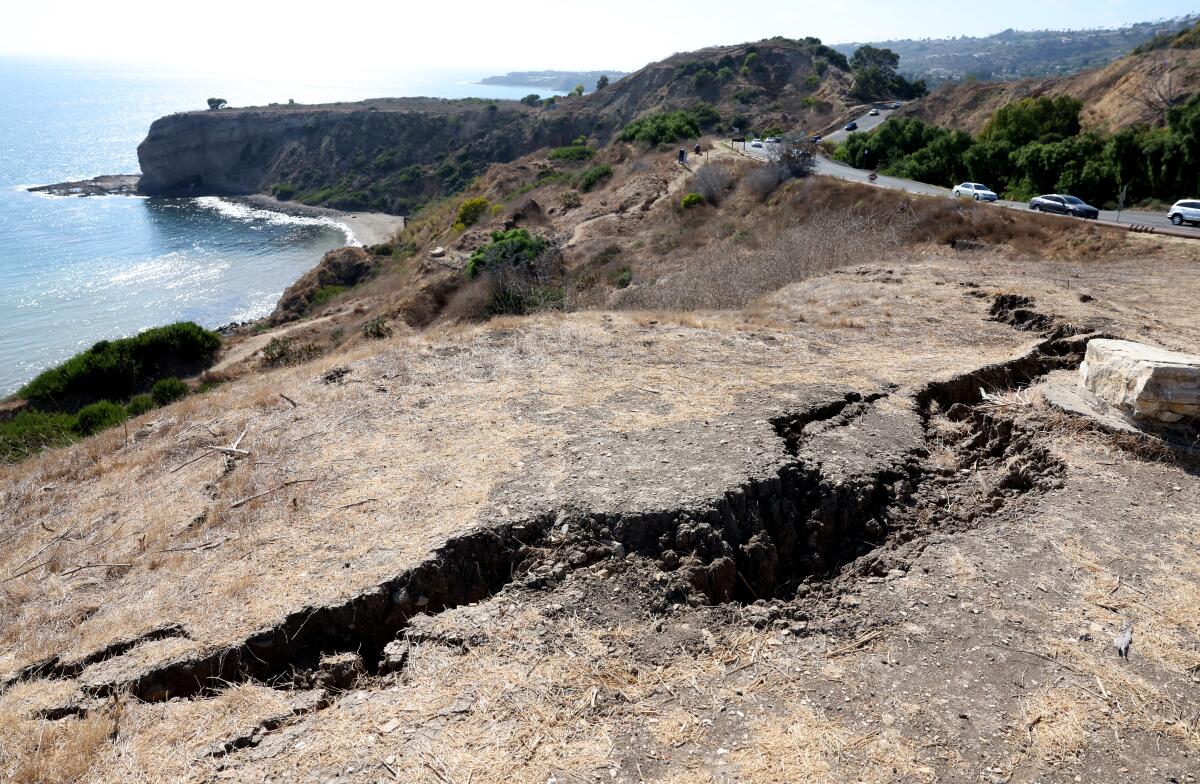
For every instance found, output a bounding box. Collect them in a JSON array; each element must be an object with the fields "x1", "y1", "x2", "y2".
[{"x1": 3, "y1": 251, "x2": 1199, "y2": 782}]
